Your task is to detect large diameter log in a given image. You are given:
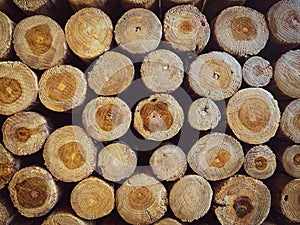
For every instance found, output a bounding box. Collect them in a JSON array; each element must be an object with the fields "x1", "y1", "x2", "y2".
[
  {"x1": 82, "y1": 97, "x2": 132, "y2": 142},
  {"x1": 114, "y1": 8, "x2": 162, "y2": 55},
  {"x1": 188, "y1": 51, "x2": 242, "y2": 101},
  {"x1": 169, "y1": 175, "x2": 212, "y2": 222},
  {"x1": 8, "y1": 166, "x2": 60, "y2": 218},
  {"x1": 226, "y1": 88, "x2": 281, "y2": 144},
  {"x1": 274, "y1": 49, "x2": 300, "y2": 98},
  {"x1": 150, "y1": 144, "x2": 187, "y2": 181},
  {"x1": 214, "y1": 6, "x2": 269, "y2": 57},
  {"x1": 65, "y1": 8, "x2": 113, "y2": 61},
  {"x1": 116, "y1": 173, "x2": 168, "y2": 225},
  {"x1": 267, "y1": 0, "x2": 300, "y2": 45},
  {"x1": 280, "y1": 99, "x2": 300, "y2": 143},
  {"x1": 188, "y1": 97, "x2": 221, "y2": 131},
  {"x1": 214, "y1": 175, "x2": 271, "y2": 225},
  {"x1": 140, "y1": 49, "x2": 184, "y2": 93},
  {"x1": 13, "y1": 15, "x2": 67, "y2": 70},
  {"x1": 187, "y1": 132, "x2": 244, "y2": 181},
  {"x1": 42, "y1": 211, "x2": 95, "y2": 225},
  {"x1": 120, "y1": 0, "x2": 157, "y2": 10},
  {"x1": 282, "y1": 145, "x2": 300, "y2": 178},
  {"x1": 0, "y1": 11, "x2": 14, "y2": 60},
  {"x1": 43, "y1": 126, "x2": 96, "y2": 182},
  {"x1": 2, "y1": 112, "x2": 49, "y2": 156},
  {"x1": 154, "y1": 217, "x2": 182, "y2": 225},
  {"x1": 244, "y1": 145, "x2": 276, "y2": 180},
  {"x1": 134, "y1": 94, "x2": 184, "y2": 141},
  {"x1": 70, "y1": 177, "x2": 114, "y2": 220},
  {"x1": 98, "y1": 142, "x2": 137, "y2": 182},
  {"x1": 0, "y1": 61, "x2": 38, "y2": 115},
  {"x1": 242, "y1": 56, "x2": 273, "y2": 87},
  {"x1": 163, "y1": 4, "x2": 210, "y2": 52},
  {"x1": 39, "y1": 65, "x2": 87, "y2": 112},
  {"x1": 88, "y1": 51, "x2": 134, "y2": 96}
]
